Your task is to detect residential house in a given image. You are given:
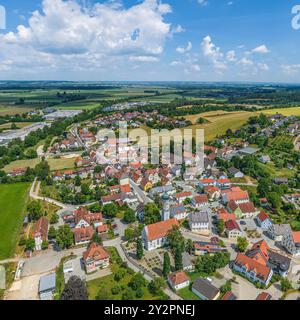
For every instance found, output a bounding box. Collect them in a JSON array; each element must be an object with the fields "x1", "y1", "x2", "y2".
[
  {"x1": 221, "y1": 291, "x2": 237, "y2": 300},
  {"x1": 73, "y1": 226, "x2": 94, "y2": 245},
  {"x1": 227, "y1": 200, "x2": 259, "y2": 219},
  {"x1": 191, "y1": 194, "x2": 209, "y2": 208},
  {"x1": 259, "y1": 155, "x2": 271, "y2": 164},
  {"x1": 204, "y1": 186, "x2": 221, "y2": 200},
  {"x1": 256, "y1": 211, "x2": 273, "y2": 230},
  {"x1": 142, "y1": 218, "x2": 179, "y2": 251},
  {"x1": 218, "y1": 208, "x2": 236, "y2": 222},
  {"x1": 222, "y1": 189, "x2": 249, "y2": 205},
  {"x1": 225, "y1": 220, "x2": 242, "y2": 239},
  {"x1": 194, "y1": 241, "x2": 227, "y2": 255},
  {"x1": 33, "y1": 217, "x2": 49, "y2": 251},
  {"x1": 192, "y1": 278, "x2": 220, "y2": 300},
  {"x1": 267, "y1": 224, "x2": 291, "y2": 242},
  {"x1": 256, "y1": 292, "x2": 272, "y2": 300},
  {"x1": 217, "y1": 179, "x2": 231, "y2": 190},
  {"x1": 168, "y1": 271, "x2": 190, "y2": 291},
  {"x1": 83, "y1": 243, "x2": 110, "y2": 274},
  {"x1": 175, "y1": 191, "x2": 193, "y2": 204},
  {"x1": 189, "y1": 211, "x2": 210, "y2": 235},
  {"x1": 170, "y1": 204, "x2": 188, "y2": 220},
  {"x1": 140, "y1": 178, "x2": 153, "y2": 192},
  {"x1": 199, "y1": 179, "x2": 215, "y2": 188},
  {"x1": 228, "y1": 167, "x2": 244, "y2": 178},
  {"x1": 281, "y1": 231, "x2": 300, "y2": 256},
  {"x1": 232, "y1": 253, "x2": 273, "y2": 287}
]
